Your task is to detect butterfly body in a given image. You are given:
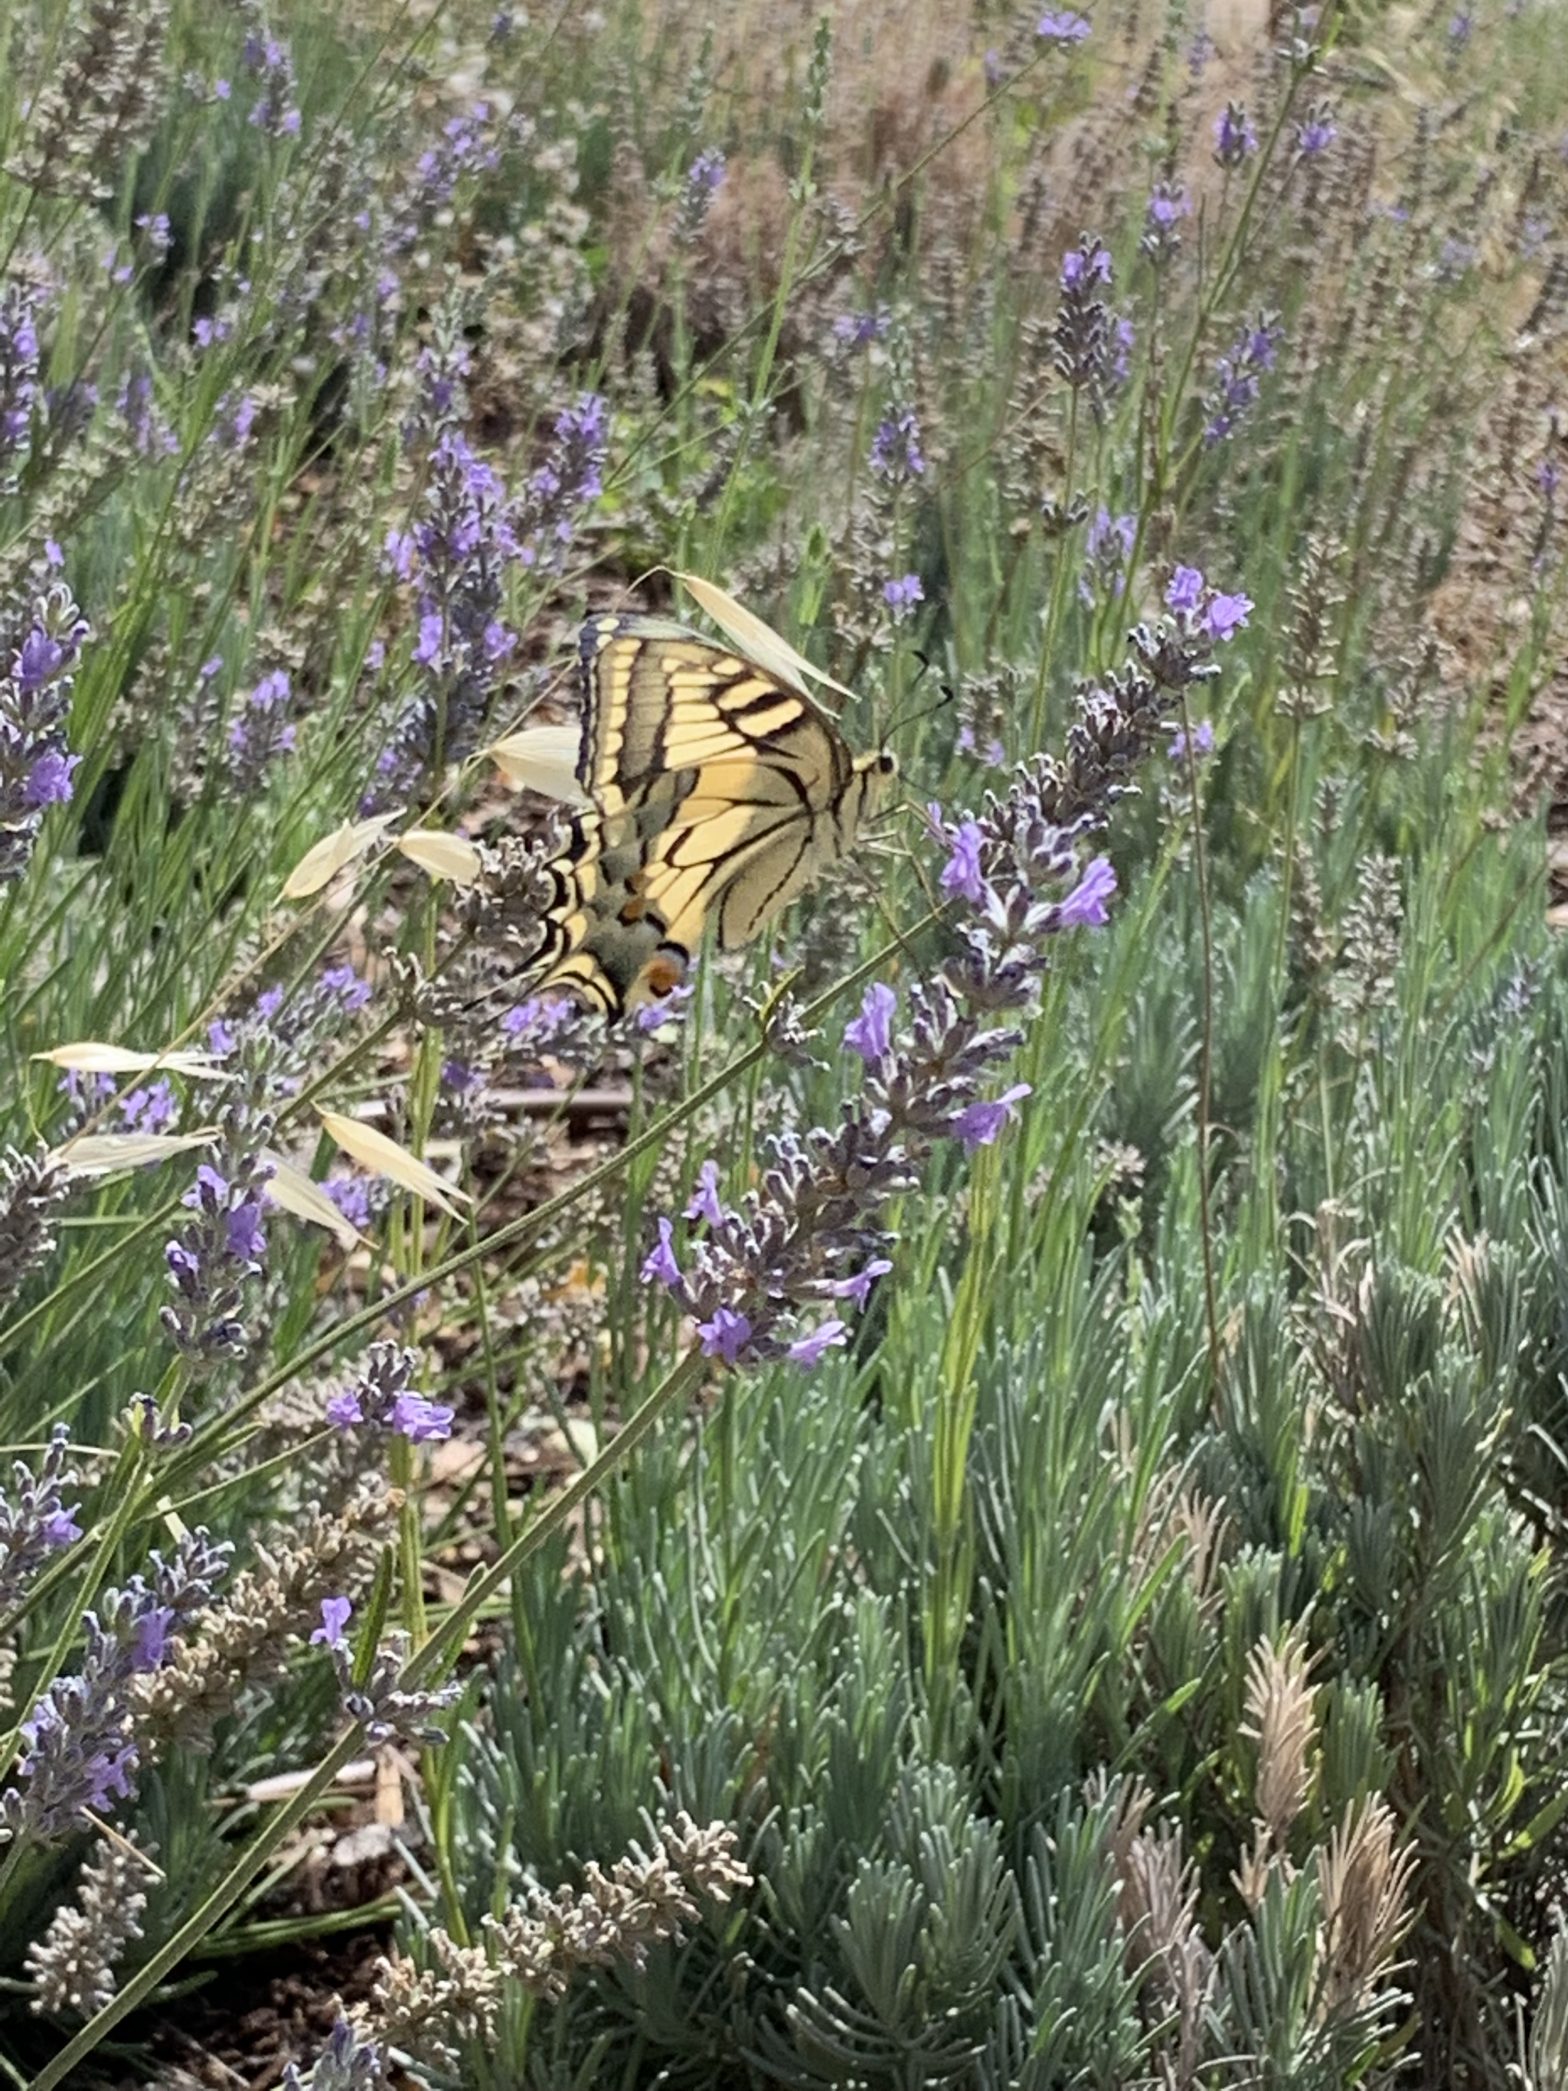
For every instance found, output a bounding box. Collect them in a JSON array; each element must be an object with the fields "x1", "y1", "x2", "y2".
[{"x1": 523, "y1": 614, "x2": 893, "y2": 1016}]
